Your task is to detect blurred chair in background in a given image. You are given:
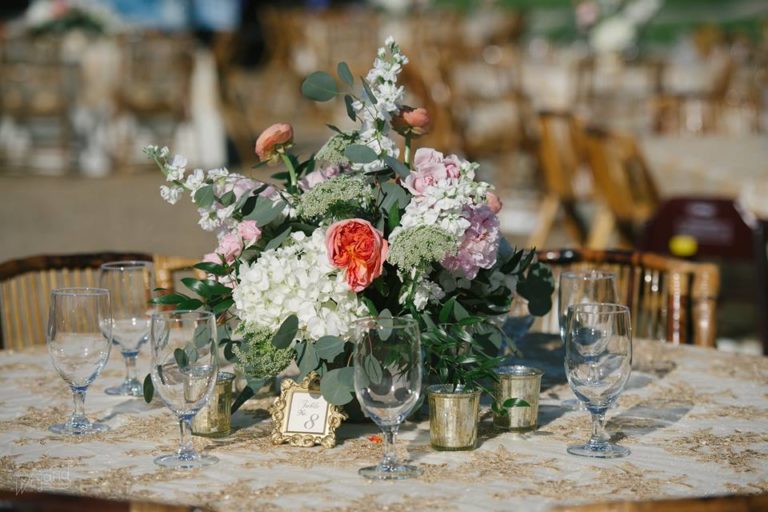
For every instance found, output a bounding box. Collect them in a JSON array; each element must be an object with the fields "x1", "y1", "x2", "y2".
[
  {"x1": 640, "y1": 197, "x2": 768, "y2": 354},
  {"x1": 536, "y1": 248, "x2": 719, "y2": 348},
  {"x1": 582, "y1": 126, "x2": 660, "y2": 248}
]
